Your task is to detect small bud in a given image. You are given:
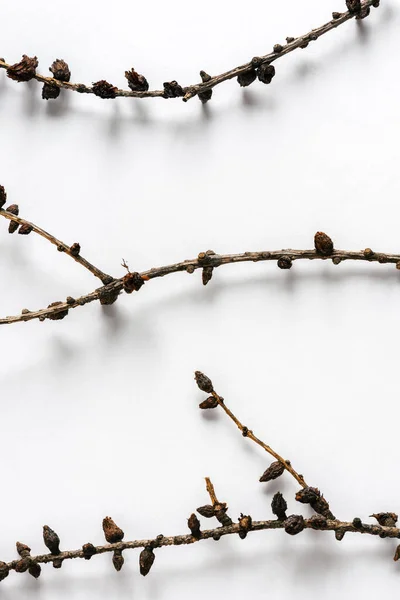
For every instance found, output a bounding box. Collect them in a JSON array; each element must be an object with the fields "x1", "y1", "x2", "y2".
[
  {"x1": 125, "y1": 68, "x2": 149, "y2": 92},
  {"x1": 314, "y1": 231, "x2": 334, "y2": 255},
  {"x1": 273, "y1": 44, "x2": 283, "y2": 53},
  {"x1": 15, "y1": 558, "x2": 31, "y2": 573},
  {"x1": 123, "y1": 271, "x2": 147, "y2": 293},
  {"x1": 50, "y1": 59, "x2": 71, "y2": 82},
  {"x1": 29, "y1": 562, "x2": 41, "y2": 578},
  {"x1": 47, "y1": 301, "x2": 69, "y2": 321},
  {"x1": 237, "y1": 68, "x2": 257, "y2": 87},
  {"x1": 332, "y1": 257, "x2": 342, "y2": 265},
  {"x1": 199, "y1": 396, "x2": 219, "y2": 409},
  {"x1": 300, "y1": 40, "x2": 309, "y2": 49},
  {"x1": 332, "y1": 11, "x2": 342, "y2": 19},
  {"x1": 335, "y1": 529, "x2": 346, "y2": 541},
  {"x1": 271, "y1": 492, "x2": 288, "y2": 520},
  {"x1": 259, "y1": 461, "x2": 285, "y2": 482},
  {"x1": 112, "y1": 550, "x2": 124, "y2": 571},
  {"x1": 257, "y1": 64, "x2": 275, "y2": 85},
  {"x1": 163, "y1": 81, "x2": 184, "y2": 98},
  {"x1": 194, "y1": 371, "x2": 214, "y2": 393},
  {"x1": 202, "y1": 266, "x2": 213, "y2": 285},
  {"x1": 370, "y1": 513, "x2": 398, "y2": 527},
  {"x1": 82, "y1": 543, "x2": 97, "y2": 560},
  {"x1": 43, "y1": 525, "x2": 61, "y2": 554},
  {"x1": 53, "y1": 558, "x2": 63, "y2": 569},
  {"x1": 98, "y1": 287, "x2": 120, "y2": 306},
  {"x1": 0, "y1": 185, "x2": 7, "y2": 208},
  {"x1": 16, "y1": 542, "x2": 31, "y2": 558},
  {"x1": 394, "y1": 545, "x2": 400, "y2": 561},
  {"x1": 102, "y1": 516, "x2": 124, "y2": 544},
  {"x1": 92, "y1": 80, "x2": 118, "y2": 99},
  {"x1": 197, "y1": 504, "x2": 215, "y2": 518},
  {"x1": 18, "y1": 223, "x2": 33, "y2": 235},
  {"x1": 308, "y1": 514, "x2": 327, "y2": 530},
  {"x1": 188, "y1": 513, "x2": 201, "y2": 539},
  {"x1": 284, "y1": 515, "x2": 305, "y2": 535},
  {"x1": 70, "y1": 242, "x2": 81, "y2": 256},
  {"x1": 286, "y1": 37, "x2": 295, "y2": 43},
  {"x1": 296, "y1": 487, "x2": 334, "y2": 519},
  {"x1": 277, "y1": 256, "x2": 292, "y2": 270},
  {"x1": 198, "y1": 70, "x2": 212, "y2": 104},
  {"x1": 363, "y1": 248, "x2": 374, "y2": 258},
  {"x1": 139, "y1": 546, "x2": 155, "y2": 576},
  {"x1": 346, "y1": 0, "x2": 361, "y2": 13},
  {"x1": 42, "y1": 83, "x2": 60, "y2": 100},
  {"x1": 238, "y1": 514, "x2": 252, "y2": 539},
  {"x1": 372, "y1": 0, "x2": 380, "y2": 6},
  {"x1": 0, "y1": 562, "x2": 9, "y2": 582},
  {"x1": 352, "y1": 517, "x2": 362, "y2": 529},
  {"x1": 7, "y1": 55, "x2": 38, "y2": 82},
  {"x1": 6, "y1": 203, "x2": 19, "y2": 234}
]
